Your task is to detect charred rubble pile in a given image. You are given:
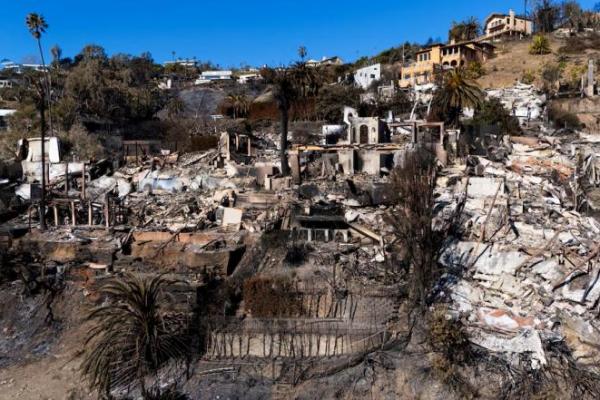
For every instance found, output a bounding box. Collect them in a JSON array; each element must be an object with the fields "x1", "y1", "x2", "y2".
[
  {"x1": 2, "y1": 85, "x2": 600, "y2": 397},
  {"x1": 435, "y1": 130, "x2": 600, "y2": 377}
]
